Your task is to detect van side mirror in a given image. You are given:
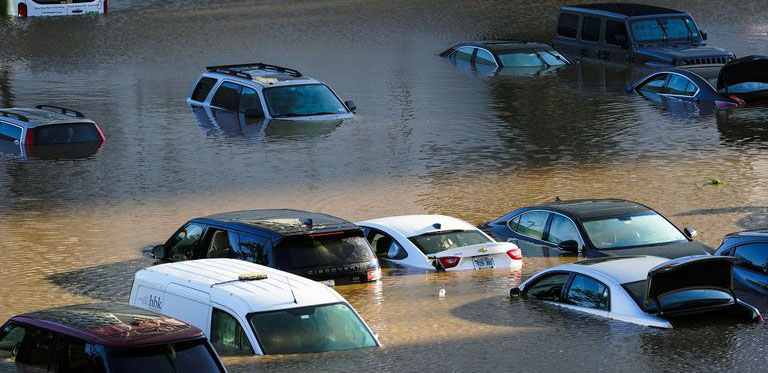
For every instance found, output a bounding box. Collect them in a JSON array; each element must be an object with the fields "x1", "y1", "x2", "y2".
[
  {"x1": 701, "y1": 31, "x2": 708, "y2": 41},
  {"x1": 558, "y1": 240, "x2": 580, "y2": 253},
  {"x1": 344, "y1": 100, "x2": 357, "y2": 113},
  {"x1": 684, "y1": 227, "x2": 698, "y2": 239},
  {"x1": 615, "y1": 34, "x2": 628, "y2": 48},
  {"x1": 244, "y1": 109, "x2": 262, "y2": 118},
  {"x1": 152, "y1": 245, "x2": 166, "y2": 260}
]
